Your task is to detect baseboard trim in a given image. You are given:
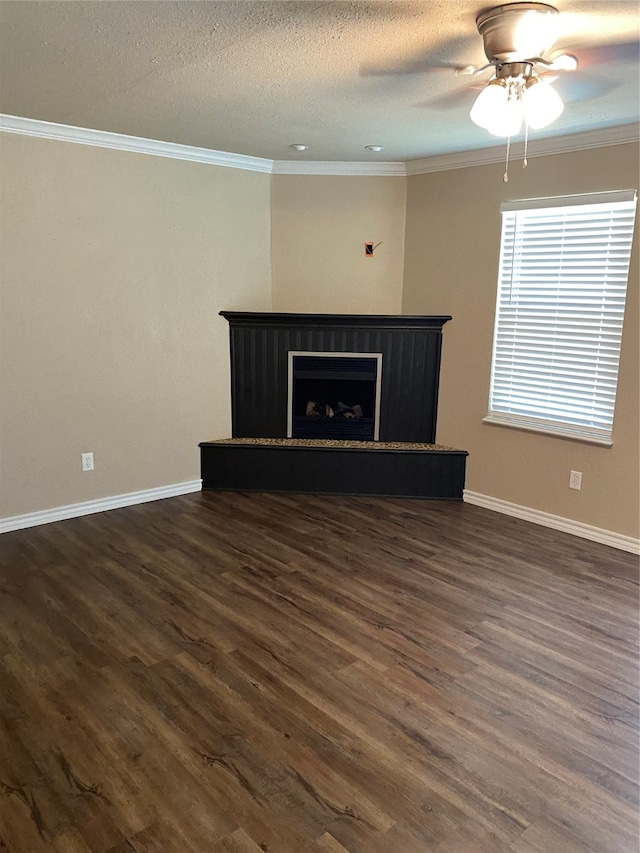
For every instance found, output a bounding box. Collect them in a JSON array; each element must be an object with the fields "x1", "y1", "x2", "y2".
[
  {"x1": 463, "y1": 490, "x2": 640, "y2": 555},
  {"x1": 4, "y1": 481, "x2": 636, "y2": 553},
  {"x1": 0, "y1": 480, "x2": 202, "y2": 534}
]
